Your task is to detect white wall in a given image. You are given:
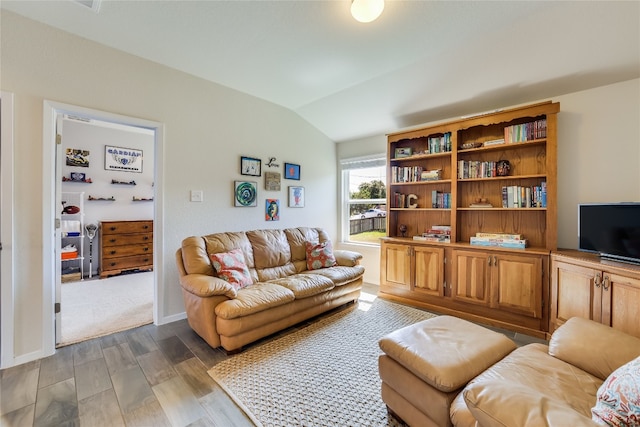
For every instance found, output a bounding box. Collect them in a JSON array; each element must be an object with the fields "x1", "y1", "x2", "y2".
[{"x1": 1, "y1": 11, "x2": 337, "y2": 363}]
